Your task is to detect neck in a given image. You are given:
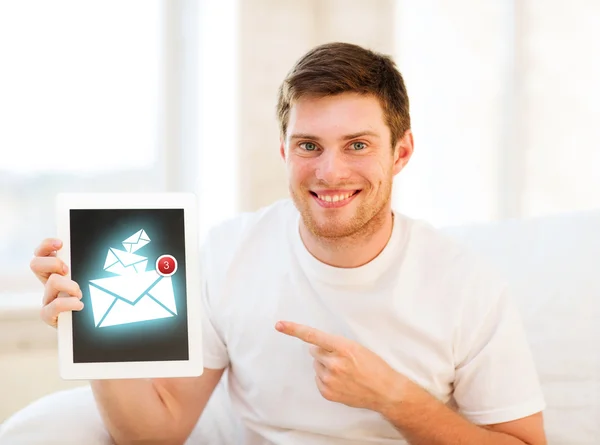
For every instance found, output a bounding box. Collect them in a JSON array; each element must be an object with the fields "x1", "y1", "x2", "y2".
[{"x1": 299, "y1": 205, "x2": 394, "y2": 268}]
